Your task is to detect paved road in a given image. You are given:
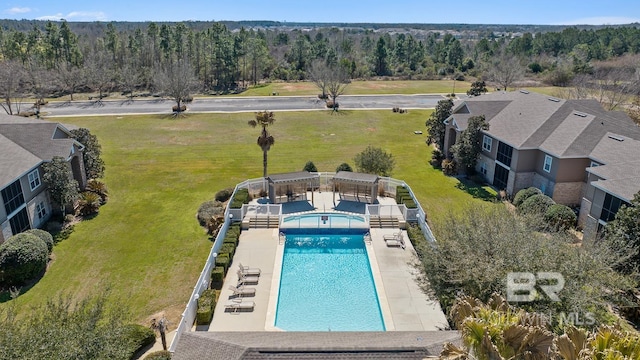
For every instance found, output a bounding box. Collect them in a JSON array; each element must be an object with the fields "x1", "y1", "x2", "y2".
[{"x1": 41, "y1": 94, "x2": 446, "y2": 117}]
